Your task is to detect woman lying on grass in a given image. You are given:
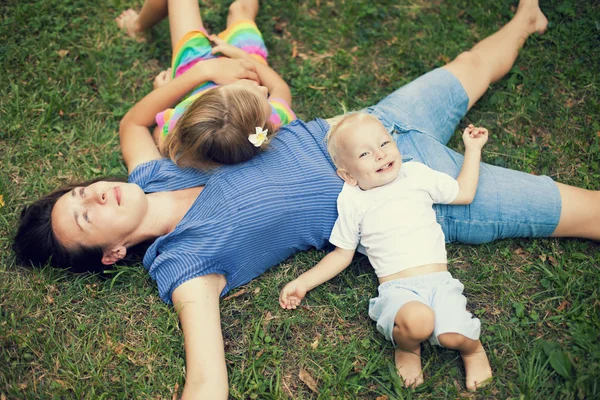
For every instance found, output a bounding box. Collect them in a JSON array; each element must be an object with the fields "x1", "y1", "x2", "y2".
[{"x1": 13, "y1": 0, "x2": 600, "y2": 398}]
